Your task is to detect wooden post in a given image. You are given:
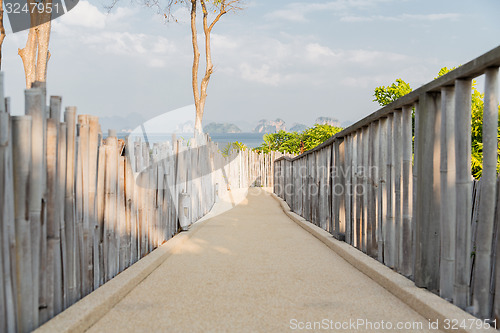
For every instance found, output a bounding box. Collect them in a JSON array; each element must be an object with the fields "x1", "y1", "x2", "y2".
[
  {"x1": 378, "y1": 118, "x2": 387, "y2": 263},
  {"x1": 393, "y1": 110, "x2": 402, "y2": 270},
  {"x1": 412, "y1": 103, "x2": 419, "y2": 280},
  {"x1": 351, "y1": 131, "x2": 358, "y2": 247},
  {"x1": 368, "y1": 122, "x2": 379, "y2": 257},
  {"x1": 56, "y1": 122, "x2": 68, "y2": 309},
  {"x1": 439, "y1": 87, "x2": 456, "y2": 300},
  {"x1": 25, "y1": 88, "x2": 45, "y2": 327},
  {"x1": 401, "y1": 105, "x2": 414, "y2": 277},
  {"x1": 76, "y1": 116, "x2": 90, "y2": 296},
  {"x1": 454, "y1": 80, "x2": 472, "y2": 309},
  {"x1": 64, "y1": 107, "x2": 78, "y2": 306},
  {"x1": 1, "y1": 107, "x2": 16, "y2": 333},
  {"x1": 44, "y1": 119, "x2": 63, "y2": 321},
  {"x1": 12, "y1": 115, "x2": 35, "y2": 333},
  {"x1": 96, "y1": 144, "x2": 106, "y2": 287},
  {"x1": 385, "y1": 113, "x2": 395, "y2": 268},
  {"x1": 338, "y1": 139, "x2": 346, "y2": 237},
  {"x1": 345, "y1": 135, "x2": 352, "y2": 245},
  {"x1": 88, "y1": 116, "x2": 99, "y2": 292},
  {"x1": 363, "y1": 126, "x2": 373, "y2": 255},
  {"x1": 414, "y1": 92, "x2": 441, "y2": 292},
  {"x1": 473, "y1": 67, "x2": 499, "y2": 318}
]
